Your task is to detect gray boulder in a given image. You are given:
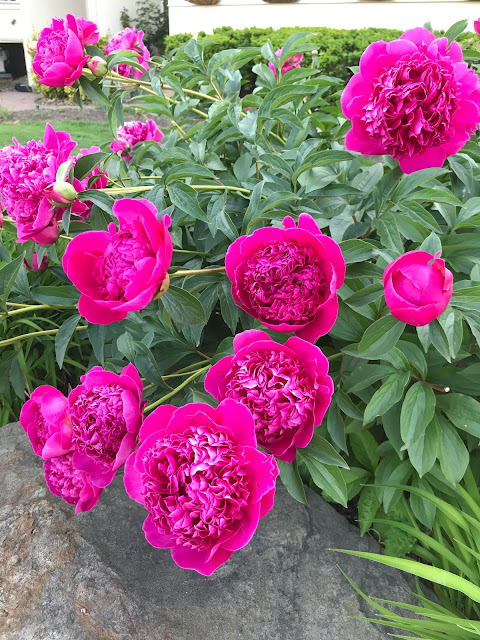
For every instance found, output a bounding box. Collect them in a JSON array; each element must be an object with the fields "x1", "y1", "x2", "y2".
[{"x1": 0, "y1": 422, "x2": 415, "y2": 640}]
